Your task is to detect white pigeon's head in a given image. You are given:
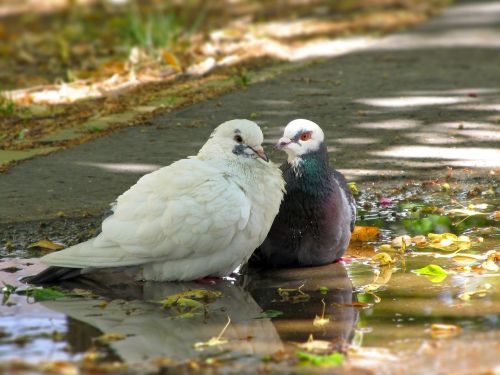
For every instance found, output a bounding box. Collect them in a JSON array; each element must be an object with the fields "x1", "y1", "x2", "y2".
[
  {"x1": 200, "y1": 119, "x2": 269, "y2": 162},
  {"x1": 276, "y1": 119, "x2": 325, "y2": 162}
]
